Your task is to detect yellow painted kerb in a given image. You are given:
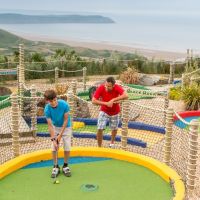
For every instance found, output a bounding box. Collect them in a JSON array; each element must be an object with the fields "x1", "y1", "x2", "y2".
[{"x1": 0, "y1": 147, "x2": 185, "y2": 200}]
